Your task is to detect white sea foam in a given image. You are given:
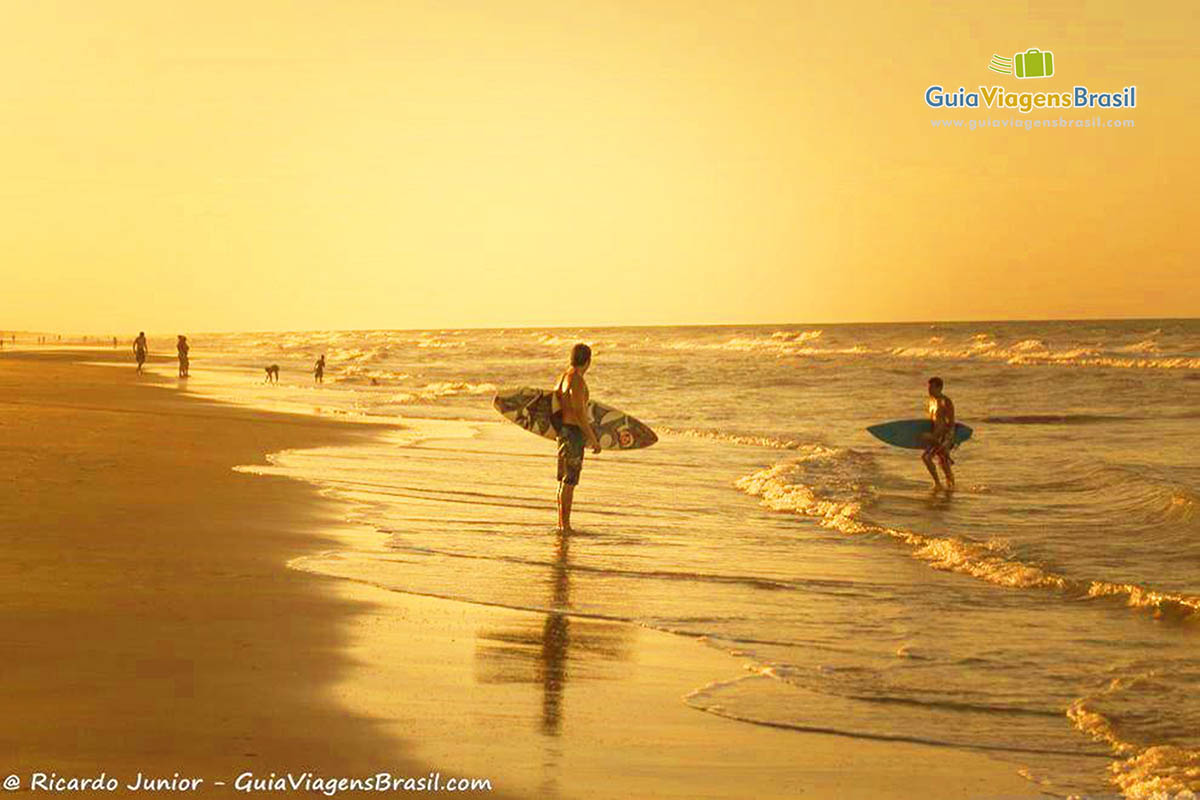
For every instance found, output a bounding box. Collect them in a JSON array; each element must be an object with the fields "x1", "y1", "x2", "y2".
[
  {"x1": 658, "y1": 428, "x2": 805, "y2": 450},
  {"x1": 415, "y1": 337, "x2": 466, "y2": 349},
  {"x1": 769, "y1": 329, "x2": 824, "y2": 343},
  {"x1": 190, "y1": 321, "x2": 1200, "y2": 798},
  {"x1": 663, "y1": 331, "x2": 866, "y2": 358},
  {"x1": 1115, "y1": 338, "x2": 1163, "y2": 355},
  {"x1": 1111, "y1": 745, "x2": 1200, "y2": 800},
  {"x1": 1069, "y1": 677, "x2": 1200, "y2": 799},
  {"x1": 391, "y1": 381, "x2": 498, "y2": 402},
  {"x1": 736, "y1": 454, "x2": 1200, "y2": 614},
  {"x1": 886, "y1": 338, "x2": 1199, "y2": 369}
]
